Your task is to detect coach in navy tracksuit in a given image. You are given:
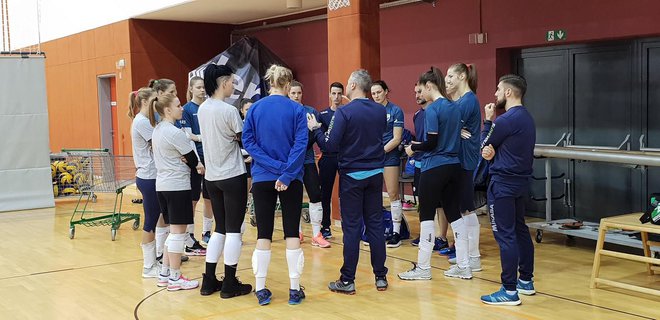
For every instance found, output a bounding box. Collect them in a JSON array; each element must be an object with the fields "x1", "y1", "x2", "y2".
[
  {"x1": 480, "y1": 74, "x2": 536, "y2": 306},
  {"x1": 307, "y1": 70, "x2": 389, "y2": 294}
]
